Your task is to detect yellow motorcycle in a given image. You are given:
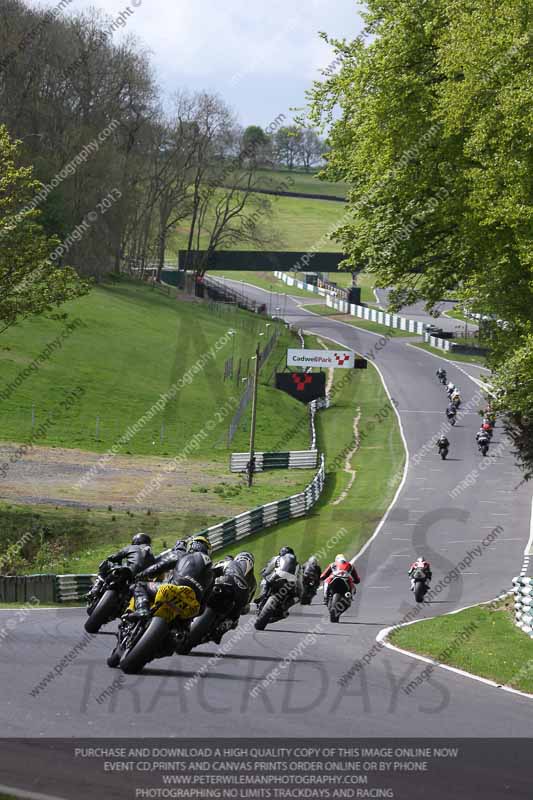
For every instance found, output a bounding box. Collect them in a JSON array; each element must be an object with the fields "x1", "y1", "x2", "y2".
[{"x1": 108, "y1": 582, "x2": 200, "y2": 674}]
